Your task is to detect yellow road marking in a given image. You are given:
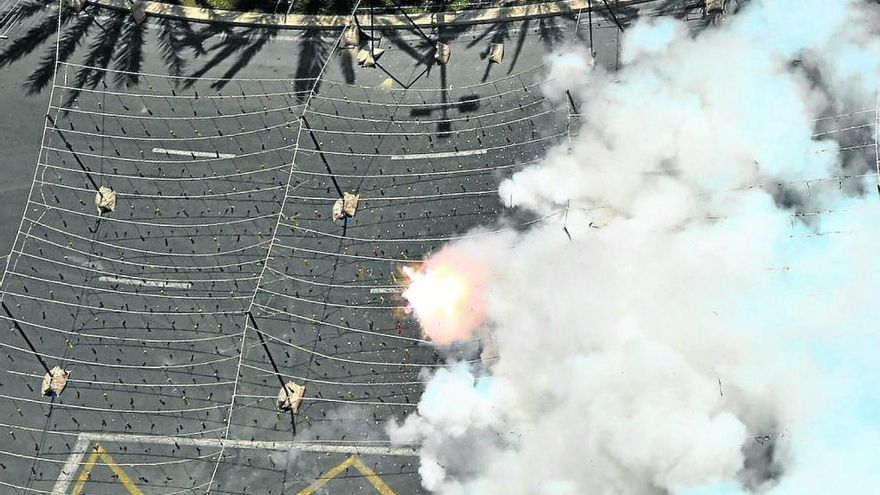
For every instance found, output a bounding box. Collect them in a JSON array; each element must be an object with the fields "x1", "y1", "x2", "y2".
[
  {"x1": 379, "y1": 78, "x2": 395, "y2": 91},
  {"x1": 296, "y1": 455, "x2": 396, "y2": 495},
  {"x1": 72, "y1": 444, "x2": 144, "y2": 495}
]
